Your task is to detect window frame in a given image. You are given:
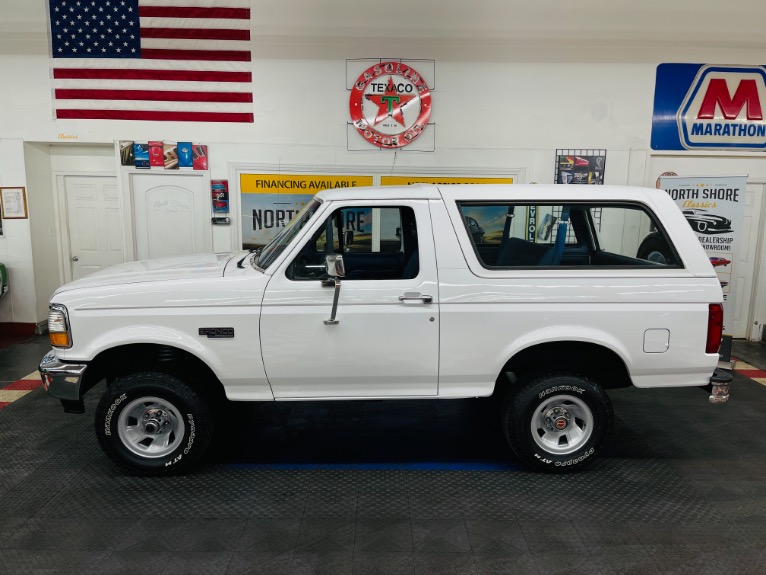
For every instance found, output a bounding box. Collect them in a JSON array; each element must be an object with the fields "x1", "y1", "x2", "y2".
[
  {"x1": 286, "y1": 204, "x2": 420, "y2": 282},
  {"x1": 456, "y1": 200, "x2": 685, "y2": 271}
]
